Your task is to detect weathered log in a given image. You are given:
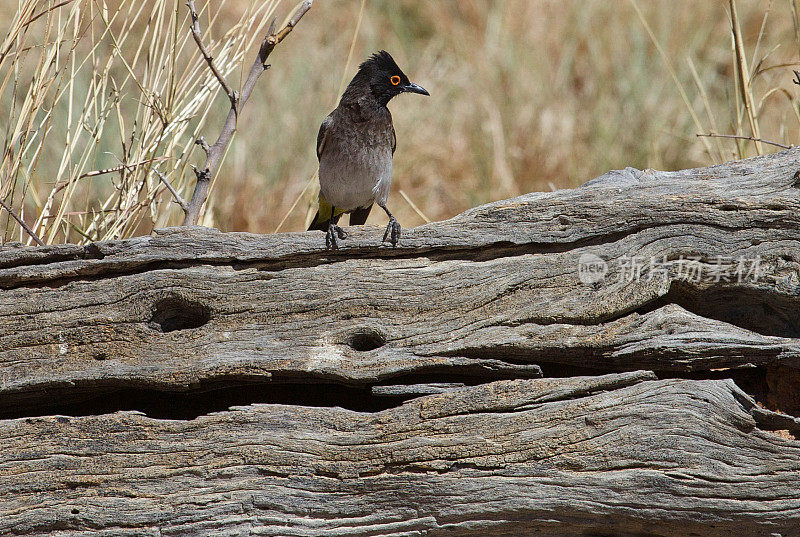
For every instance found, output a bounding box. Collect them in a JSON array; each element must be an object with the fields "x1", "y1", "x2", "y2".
[
  {"x1": 1, "y1": 148, "x2": 800, "y2": 535},
  {"x1": 3, "y1": 372, "x2": 799, "y2": 537}
]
